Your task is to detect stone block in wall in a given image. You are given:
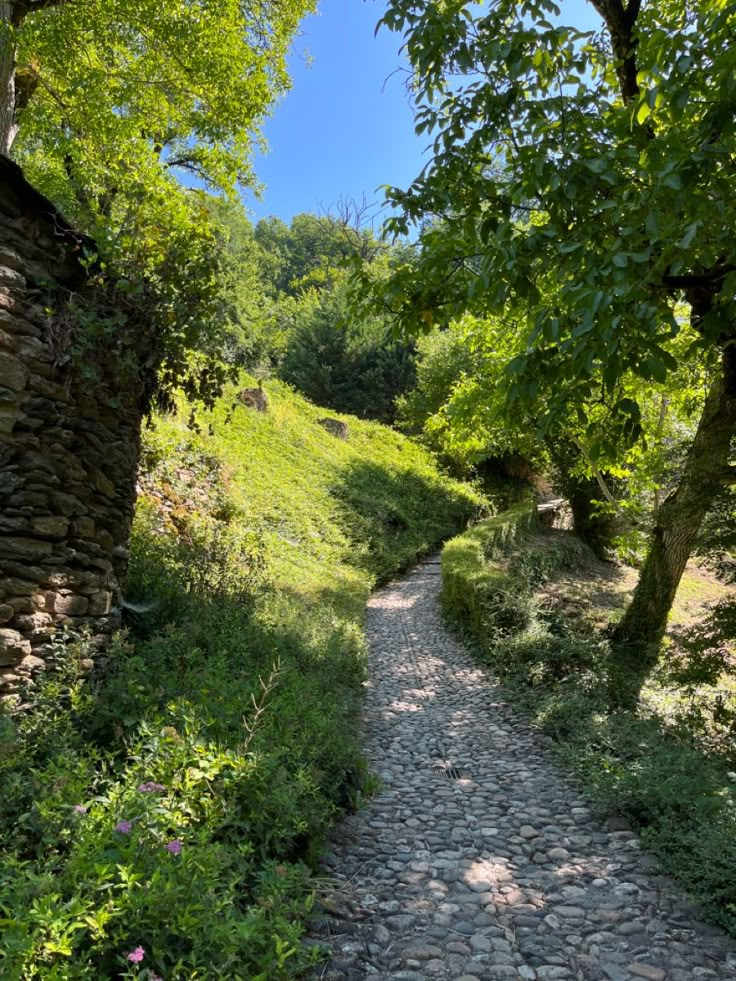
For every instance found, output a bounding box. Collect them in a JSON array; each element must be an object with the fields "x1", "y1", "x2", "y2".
[
  {"x1": 0, "y1": 351, "x2": 28, "y2": 389},
  {"x1": 44, "y1": 592, "x2": 89, "y2": 616},
  {"x1": 0, "y1": 405, "x2": 21, "y2": 433},
  {"x1": 2, "y1": 576, "x2": 37, "y2": 596},
  {"x1": 87, "y1": 590, "x2": 112, "y2": 616},
  {"x1": 30, "y1": 516, "x2": 69, "y2": 539},
  {"x1": 0, "y1": 537, "x2": 54, "y2": 561},
  {"x1": 0, "y1": 628, "x2": 32, "y2": 665},
  {"x1": 52, "y1": 491, "x2": 86, "y2": 516},
  {"x1": 13, "y1": 612, "x2": 54, "y2": 641},
  {"x1": 18, "y1": 653, "x2": 46, "y2": 674}
]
